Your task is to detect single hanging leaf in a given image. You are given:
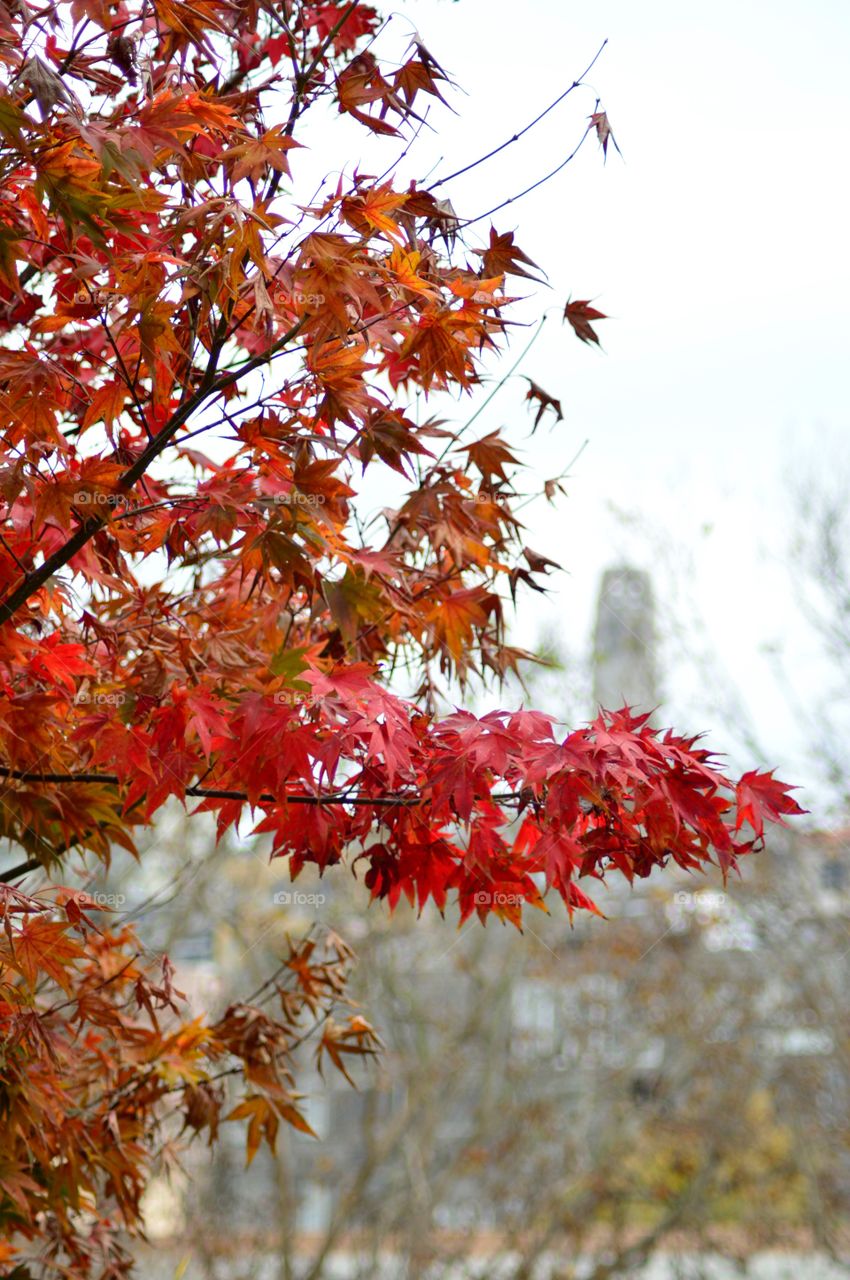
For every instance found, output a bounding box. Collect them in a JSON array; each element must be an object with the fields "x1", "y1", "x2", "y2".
[
  {"x1": 589, "y1": 109, "x2": 622, "y2": 161},
  {"x1": 524, "y1": 377, "x2": 563, "y2": 431},
  {"x1": 564, "y1": 297, "x2": 608, "y2": 346}
]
